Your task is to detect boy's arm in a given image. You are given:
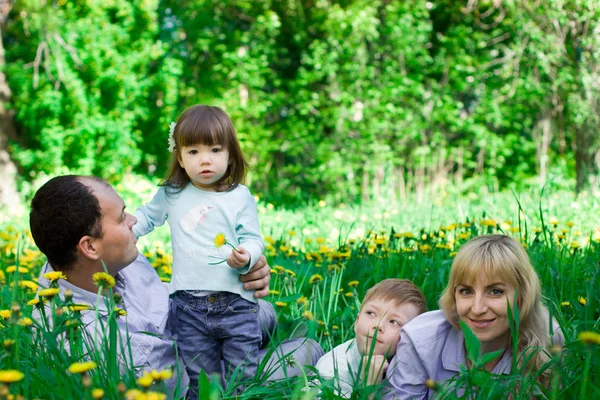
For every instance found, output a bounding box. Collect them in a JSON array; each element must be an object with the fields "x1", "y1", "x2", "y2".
[
  {"x1": 235, "y1": 189, "x2": 265, "y2": 274},
  {"x1": 133, "y1": 188, "x2": 169, "y2": 238}
]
